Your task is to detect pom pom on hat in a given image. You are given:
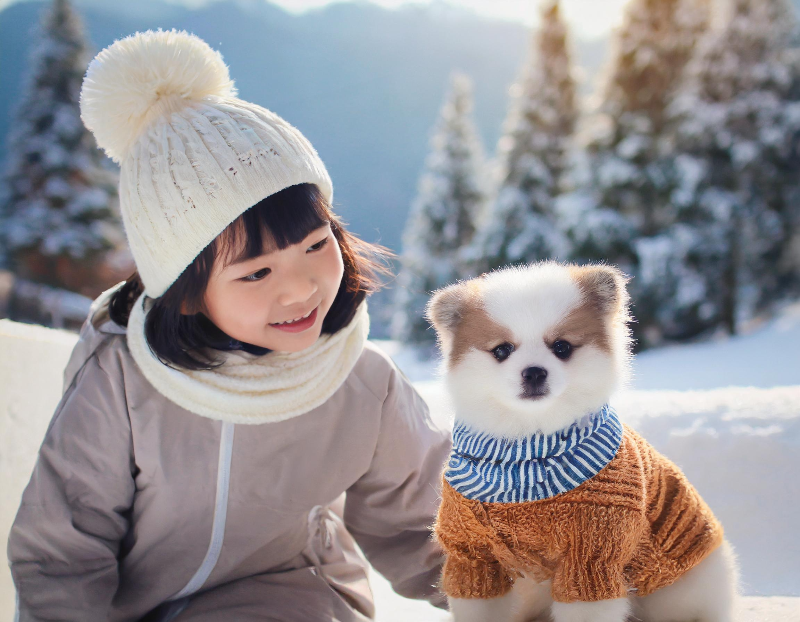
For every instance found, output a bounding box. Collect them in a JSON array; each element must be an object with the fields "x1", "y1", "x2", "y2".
[{"x1": 80, "y1": 29, "x2": 237, "y2": 163}]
